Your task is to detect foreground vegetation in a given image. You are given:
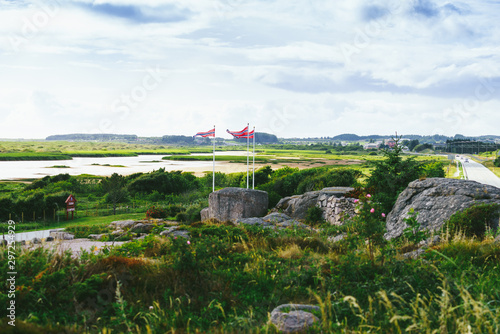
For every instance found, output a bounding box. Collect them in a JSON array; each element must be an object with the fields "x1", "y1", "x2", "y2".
[
  {"x1": 4, "y1": 140, "x2": 500, "y2": 333},
  {"x1": 2, "y1": 213, "x2": 500, "y2": 333}
]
